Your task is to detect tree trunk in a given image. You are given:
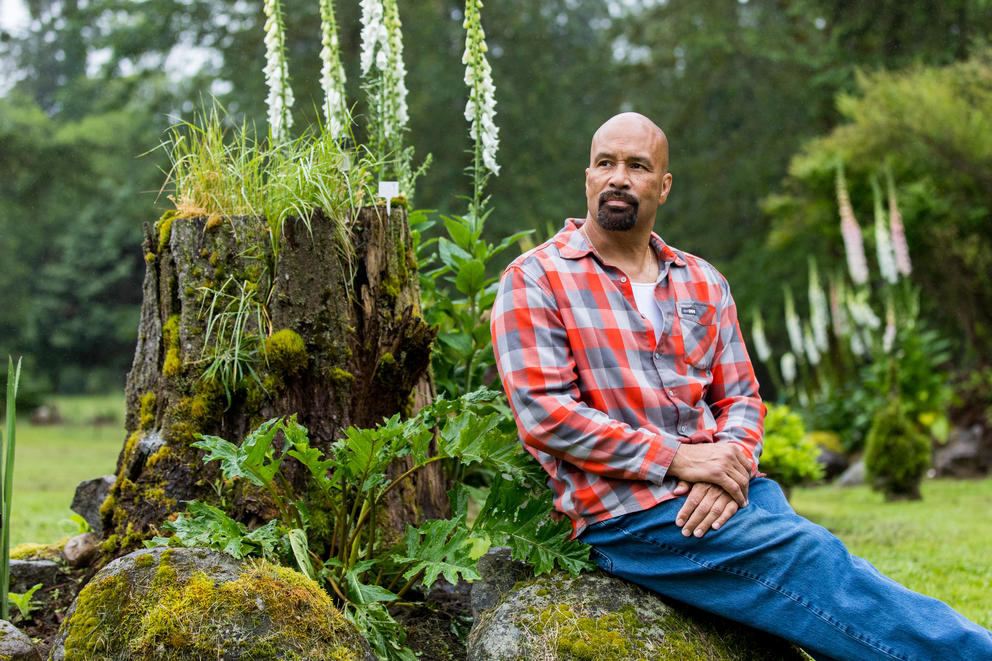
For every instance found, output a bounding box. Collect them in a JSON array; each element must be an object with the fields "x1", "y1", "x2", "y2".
[{"x1": 102, "y1": 206, "x2": 444, "y2": 553}]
